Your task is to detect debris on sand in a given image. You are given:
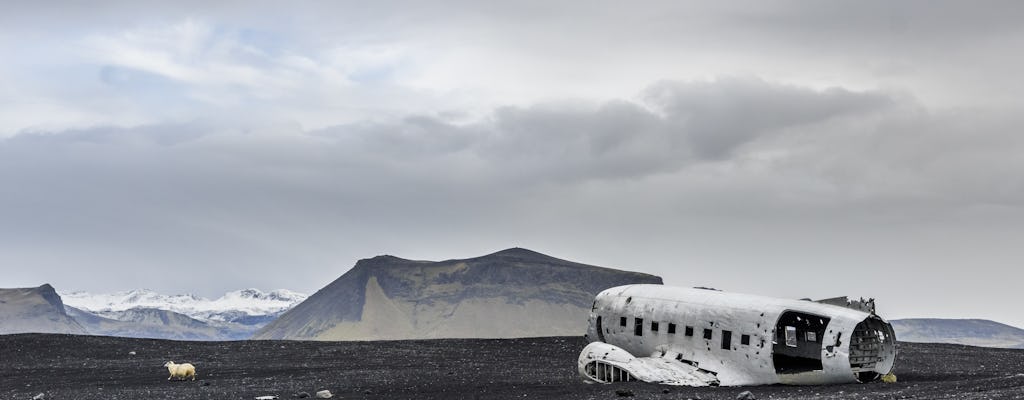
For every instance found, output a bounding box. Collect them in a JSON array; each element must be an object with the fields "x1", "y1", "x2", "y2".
[
  {"x1": 315, "y1": 390, "x2": 333, "y2": 398},
  {"x1": 882, "y1": 373, "x2": 898, "y2": 383},
  {"x1": 293, "y1": 392, "x2": 310, "y2": 398},
  {"x1": 255, "y1": 396, "x2": 279, "y2": 400},
  {"x1": 615, "y1": 389, "x2": 635, "y2": 397},
  {"x1": 128, "y1": 351, "x2": 136, "y2": 356},
  {"x1": 736, "y1": 390, "x2": 756, "y2": 400},
  {"x1": 31, "y1": 393, "x2": 45, "y2": 400}
]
